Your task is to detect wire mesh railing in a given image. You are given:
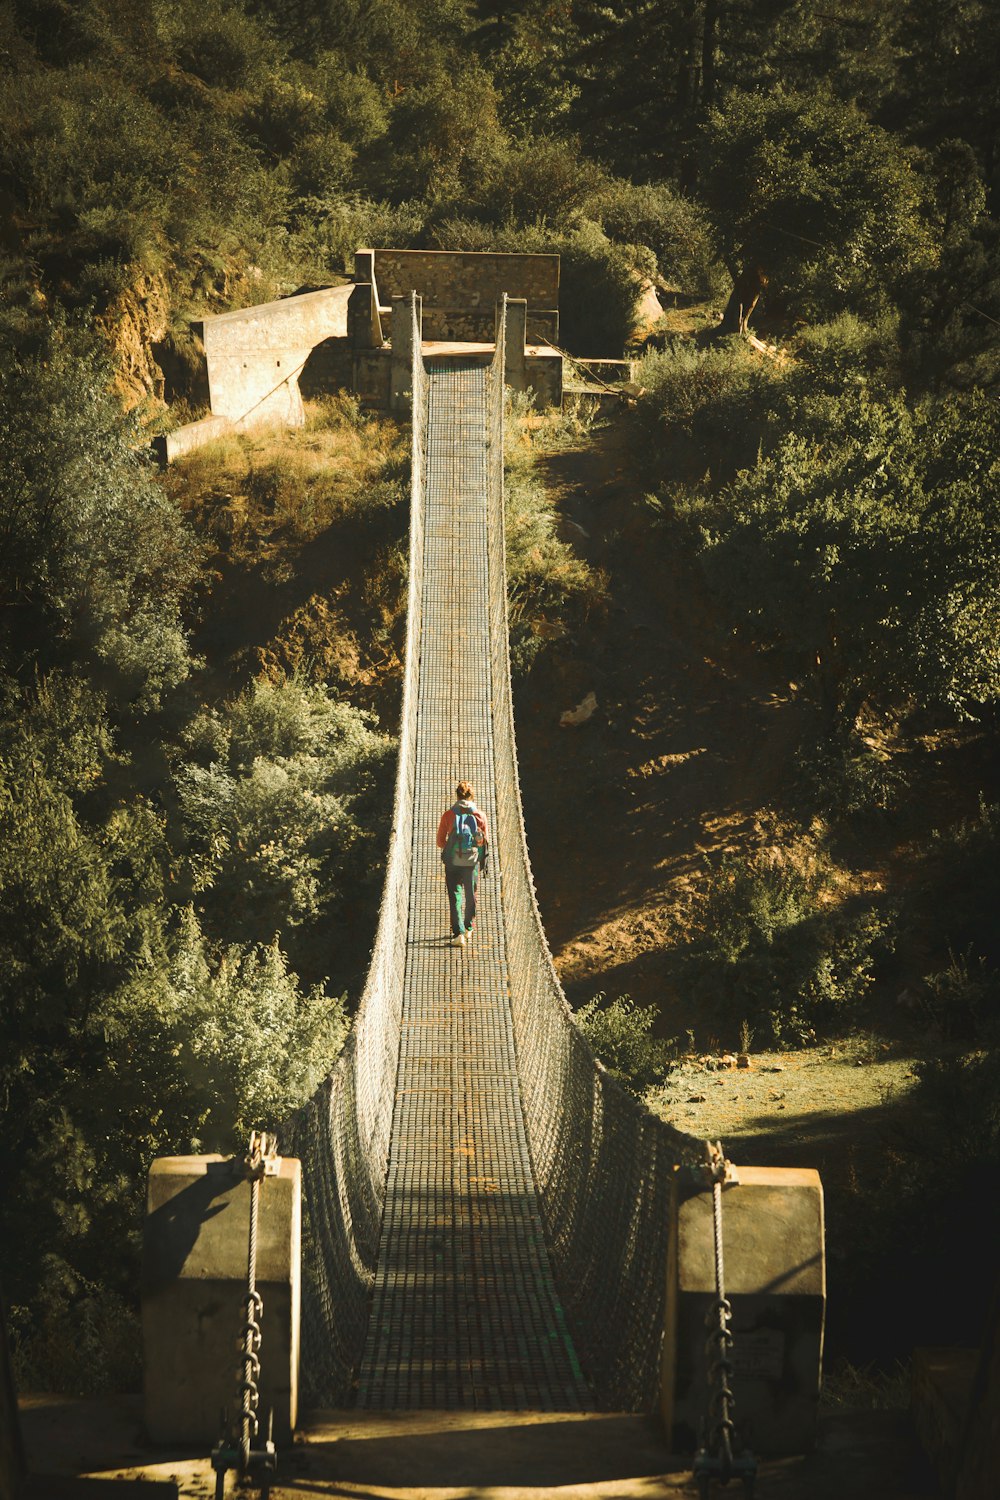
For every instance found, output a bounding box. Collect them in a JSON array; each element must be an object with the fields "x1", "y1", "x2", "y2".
[
  {"x1": 286, "y1": 294, "x2": 425, "y2": 1402},
  {"x1": 485, "y1": 296, "x2": 704, "y2": 1409}
]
